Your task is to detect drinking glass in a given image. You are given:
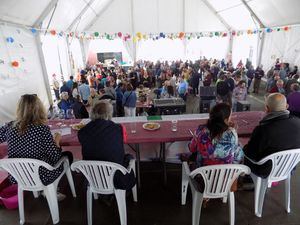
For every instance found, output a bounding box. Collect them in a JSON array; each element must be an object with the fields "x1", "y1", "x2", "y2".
[
  {"x1": 171, "y1": 120, "x2": 177, "y2": 132},
  {"x1": 130, "y1": 122, "x2": 137, "y2": 134},
  {"x1": 66, "y1": 109, "x2": 75, "y2": 124}
]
